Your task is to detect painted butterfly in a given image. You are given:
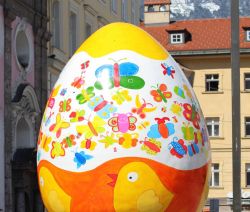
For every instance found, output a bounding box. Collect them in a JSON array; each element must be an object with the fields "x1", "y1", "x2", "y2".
[
  {"x1": 94, "y1": 59, "x2": 145, "y2": 90},
  {"x1": 76, "y1": 87, "x2": 95, "y2": 104},
  {"x1": 59, "y1": 99, "x2": 71, "y2": 112},
  {"x1": 88, "y1": 96, "x2": 117, "y2": 119},
  {"x1": 150, "y1": 84, "x2": 172, "y2": 103}
]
